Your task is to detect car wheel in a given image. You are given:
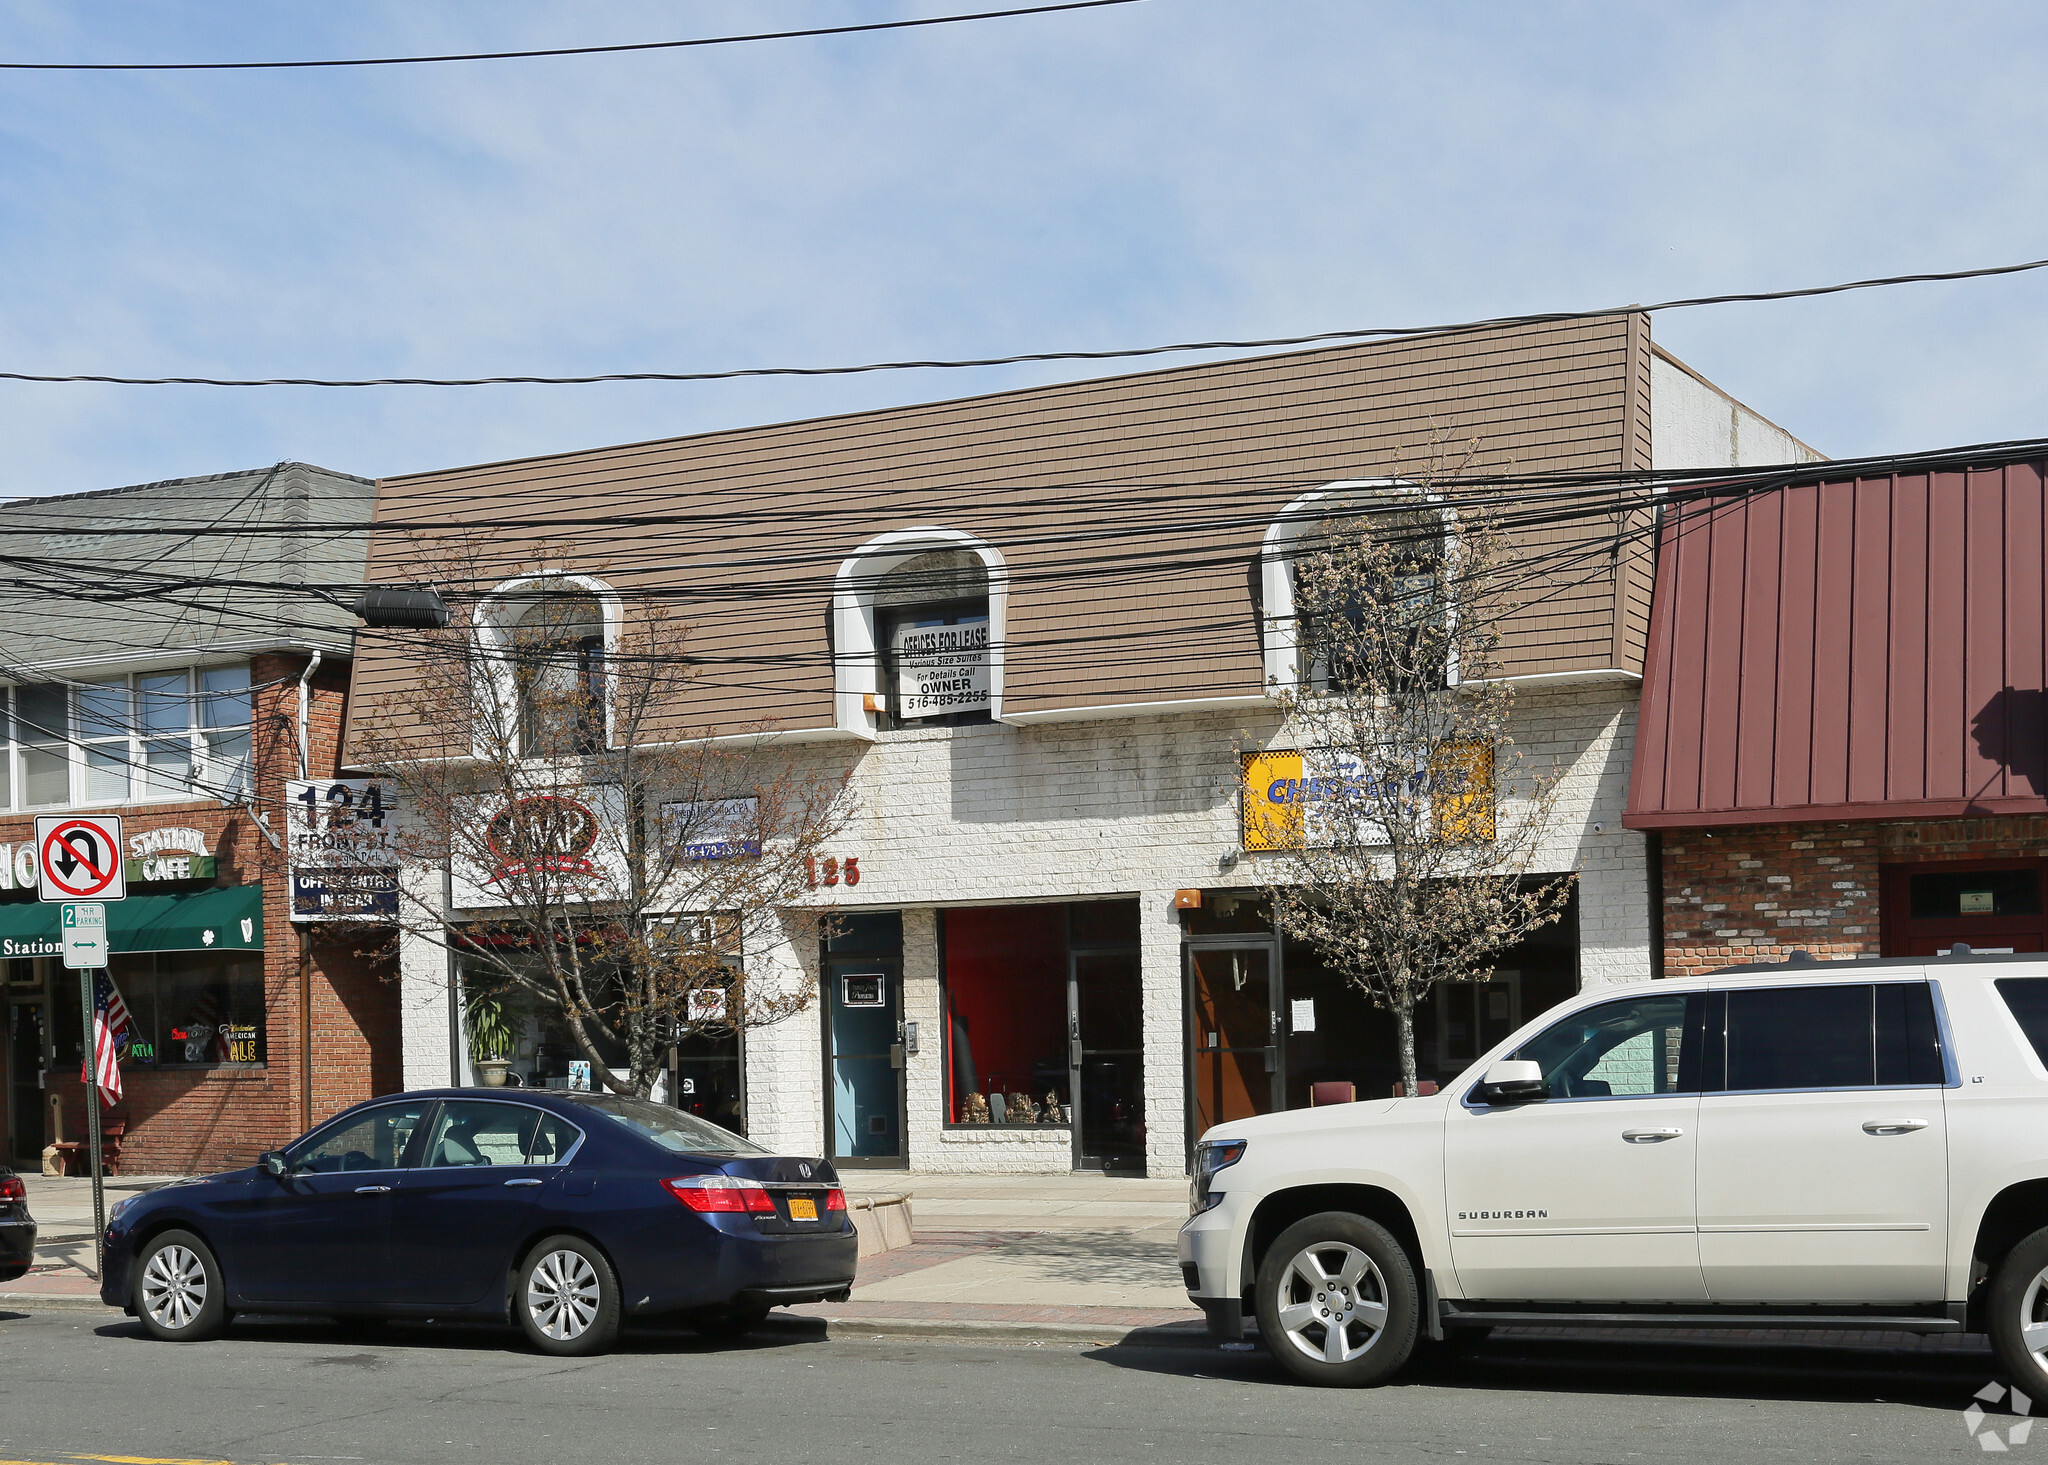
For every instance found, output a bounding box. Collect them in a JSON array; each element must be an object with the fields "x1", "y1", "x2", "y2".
[
  {"x1": 133, "y1": 1230, "x2": 227, "y2": 1343},
  {"x1": 515, "y1": 1236, "x2": 620, "y2": 1357},
  {"x1": 684, "y1": 1302, "x2": 772, "y2": 1339},
  {"x1": 1253, "y1": 1212, "x2": 1419, "y2": 1387},
  {"x1": 1989, "y1": 1226, "x2": 2048, "y2": 1391}
]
